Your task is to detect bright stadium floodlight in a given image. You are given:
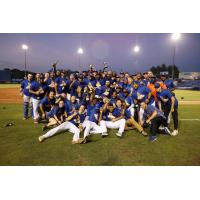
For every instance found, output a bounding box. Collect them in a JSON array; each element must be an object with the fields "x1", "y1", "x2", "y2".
[
  {"x1": 77, "y1": 47, "x2": 84, "y2": 68},
  {"x1": 77, "y1": 47, "x2": 83, "y2": 54},
  {"x1": 22, "y1": 44, "x2": 29, "y2": 50},
  {"x1": 171, "y1": 33, "x2": 181, "y2": 41},
  {"x1": 134, "y1": 45, "x2": 140, "y2": 53}
]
